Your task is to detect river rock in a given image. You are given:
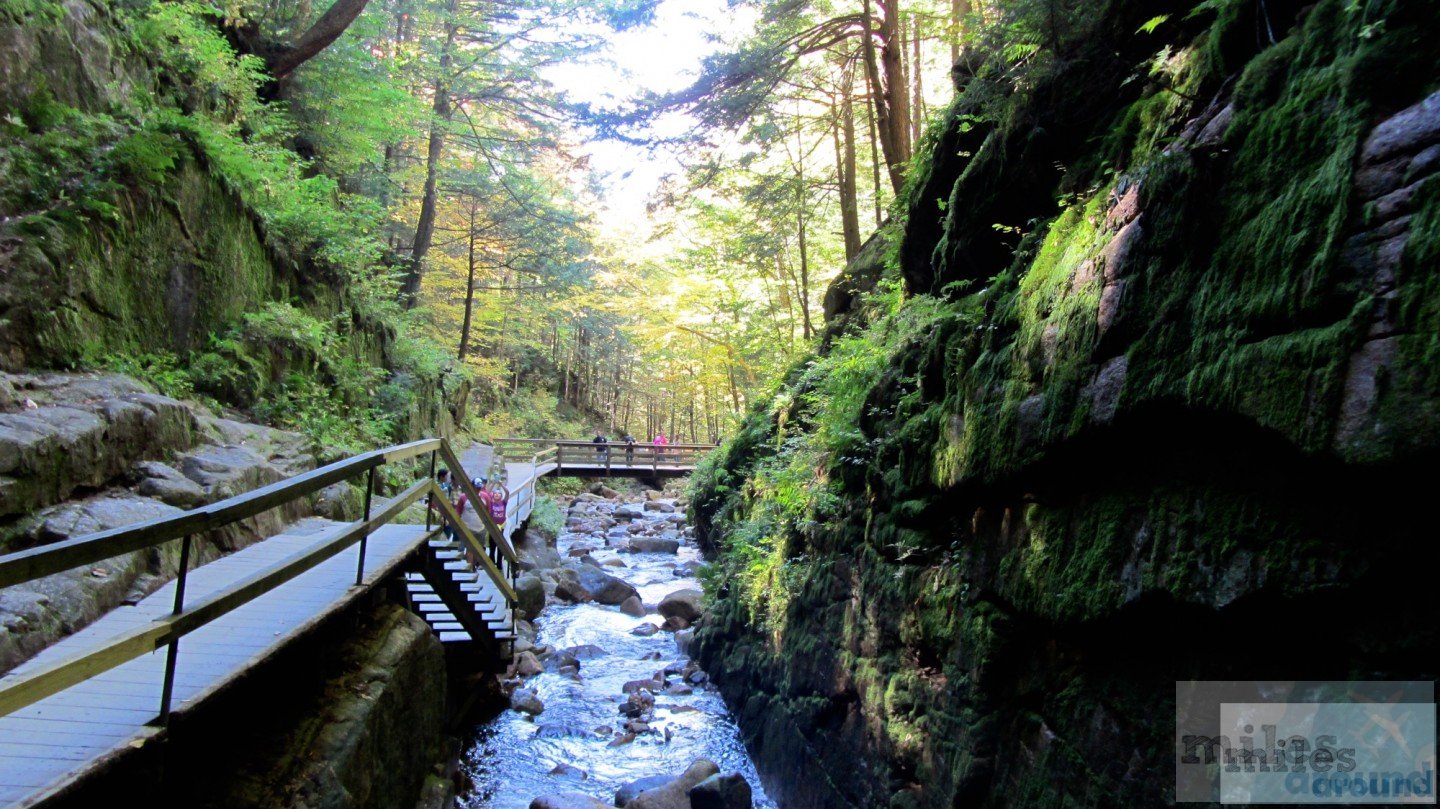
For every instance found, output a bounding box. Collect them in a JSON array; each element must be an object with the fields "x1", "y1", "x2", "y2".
[
  {"x1": 603, "y1": 558, "x2": 627, "y2": 568},
  {"x1": 619, "y1": 690, "x2": 655, "y2": 719},
  {"x1": 510, "y1": 688, "x2": 544, "y2": 716},
  {"x1": 623, "y1": 678, "x2": 664, "y2": 695},
  {"x1": 570, "y1": 565, "x2": 639, "y2": 605},
  {"x1": 551, "y1": 569, "x2": 593, "y2": 603},
  {"x1": 688, "y1": 773, "x2": 753, "y2": 809},
  {"x1": 625, "y1": 759, "x2": 722, "y2": 809},
  {"x1": 658, "y1": 589, "x2": 704, "y2": 623},
  {"x1": 626, "y1": 538, "x2": 679, "y2": 554},
  {"x1": 631, "y1": 622, "x2": 661, "y2": 637},
  {"x1": 616, "y1": 775, "x2": 674, "y2": 807},
  {"x1": 642, "y1": 501, "x2": 675, "y2": 513},
  {"x1": 662, "y1": 615, "x2": 689, "y2": 631},
  {"x1": 614, "y1": 503, "x2": 645, "y2": 519},
  {"x1": 515, "y1": 574, "x2": 547, "y2": 619},
  {"x1": 549, "y1": 763, "x2": 588, "y2": 780},
  {"x1": 515, "y1": 651, "x2": 543, "y2": 676},
  {"x1": 562, "y1": 644, "x2": 607, "y2": 660},
  {"x1": 529, "y1": 793, "x2": 610, "y2": 809},
  {"x1": 619, "y1": 595, "x2": 645, "y2": 617}
]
